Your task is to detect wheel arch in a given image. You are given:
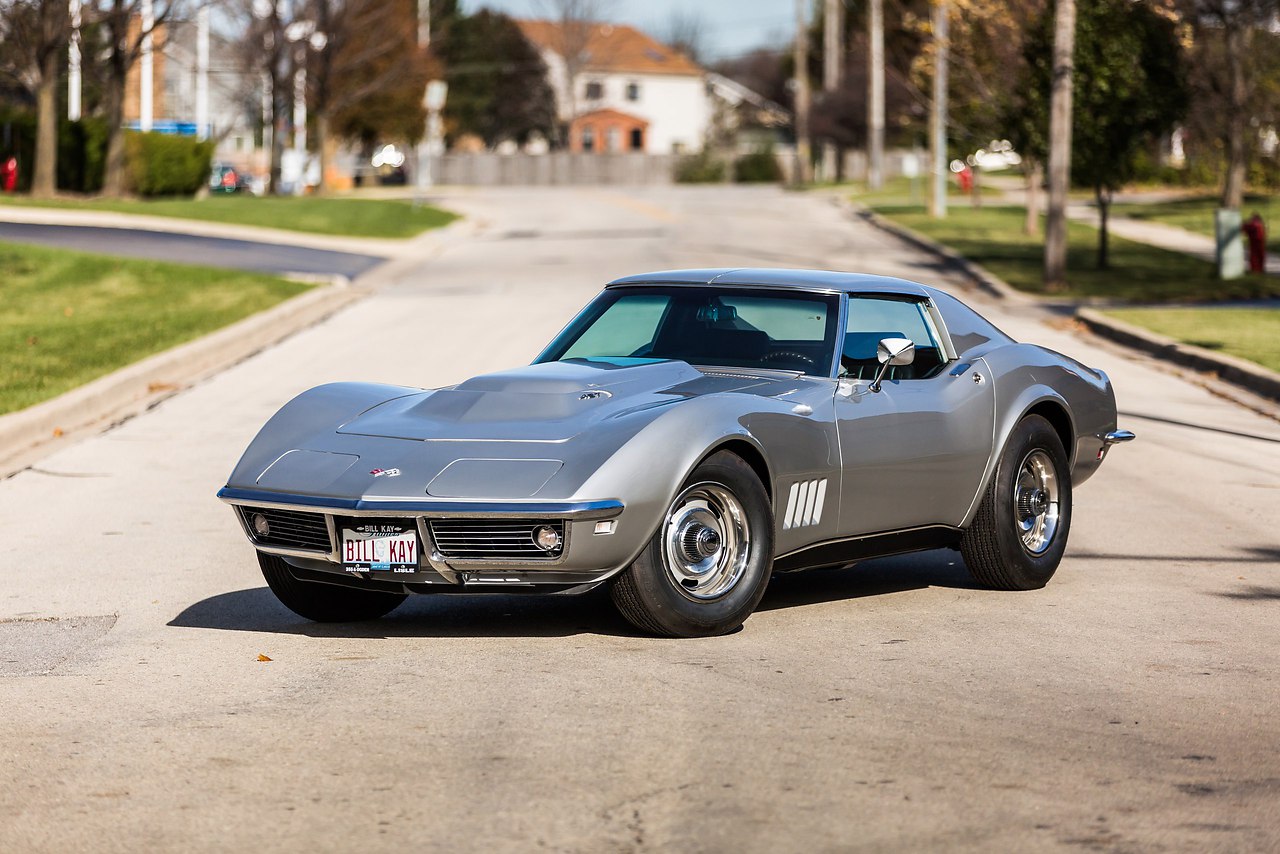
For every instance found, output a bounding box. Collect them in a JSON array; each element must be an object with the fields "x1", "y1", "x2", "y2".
[
  {"x1": 1023, "y1": 398, "x2": 1076, "y2": 467},
  {"x1": 959, "y1": 388, "x2": 1075, "y2": 529},
  {"x1": 700, "y1": 437, "x2": 774, "y2": 503}
]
